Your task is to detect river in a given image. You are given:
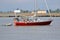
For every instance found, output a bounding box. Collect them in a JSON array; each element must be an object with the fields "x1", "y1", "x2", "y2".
[{"x1": 0, "y1": 17, "x2": 60, "y2": 40}]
